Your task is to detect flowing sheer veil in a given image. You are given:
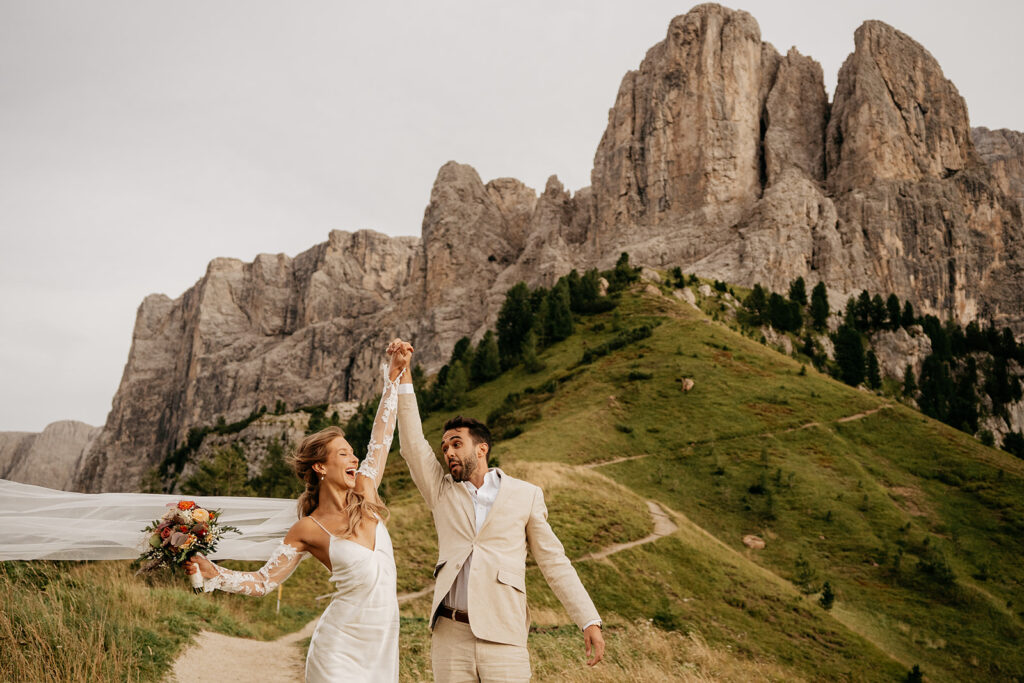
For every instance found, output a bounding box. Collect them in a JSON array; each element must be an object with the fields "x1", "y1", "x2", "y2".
[{"x1": 0, "y1": 479, "x2": 296, "y2": 561}]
